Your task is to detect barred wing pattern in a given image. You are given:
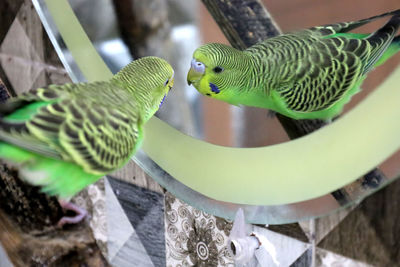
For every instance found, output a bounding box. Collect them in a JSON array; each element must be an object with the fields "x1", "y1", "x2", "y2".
[
  {"x1": 0, "y1": 82, "x2": 141, "y2": 175},
  {"x1": 247, "y1": 9, "x2": 400, "y2": 113}
]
